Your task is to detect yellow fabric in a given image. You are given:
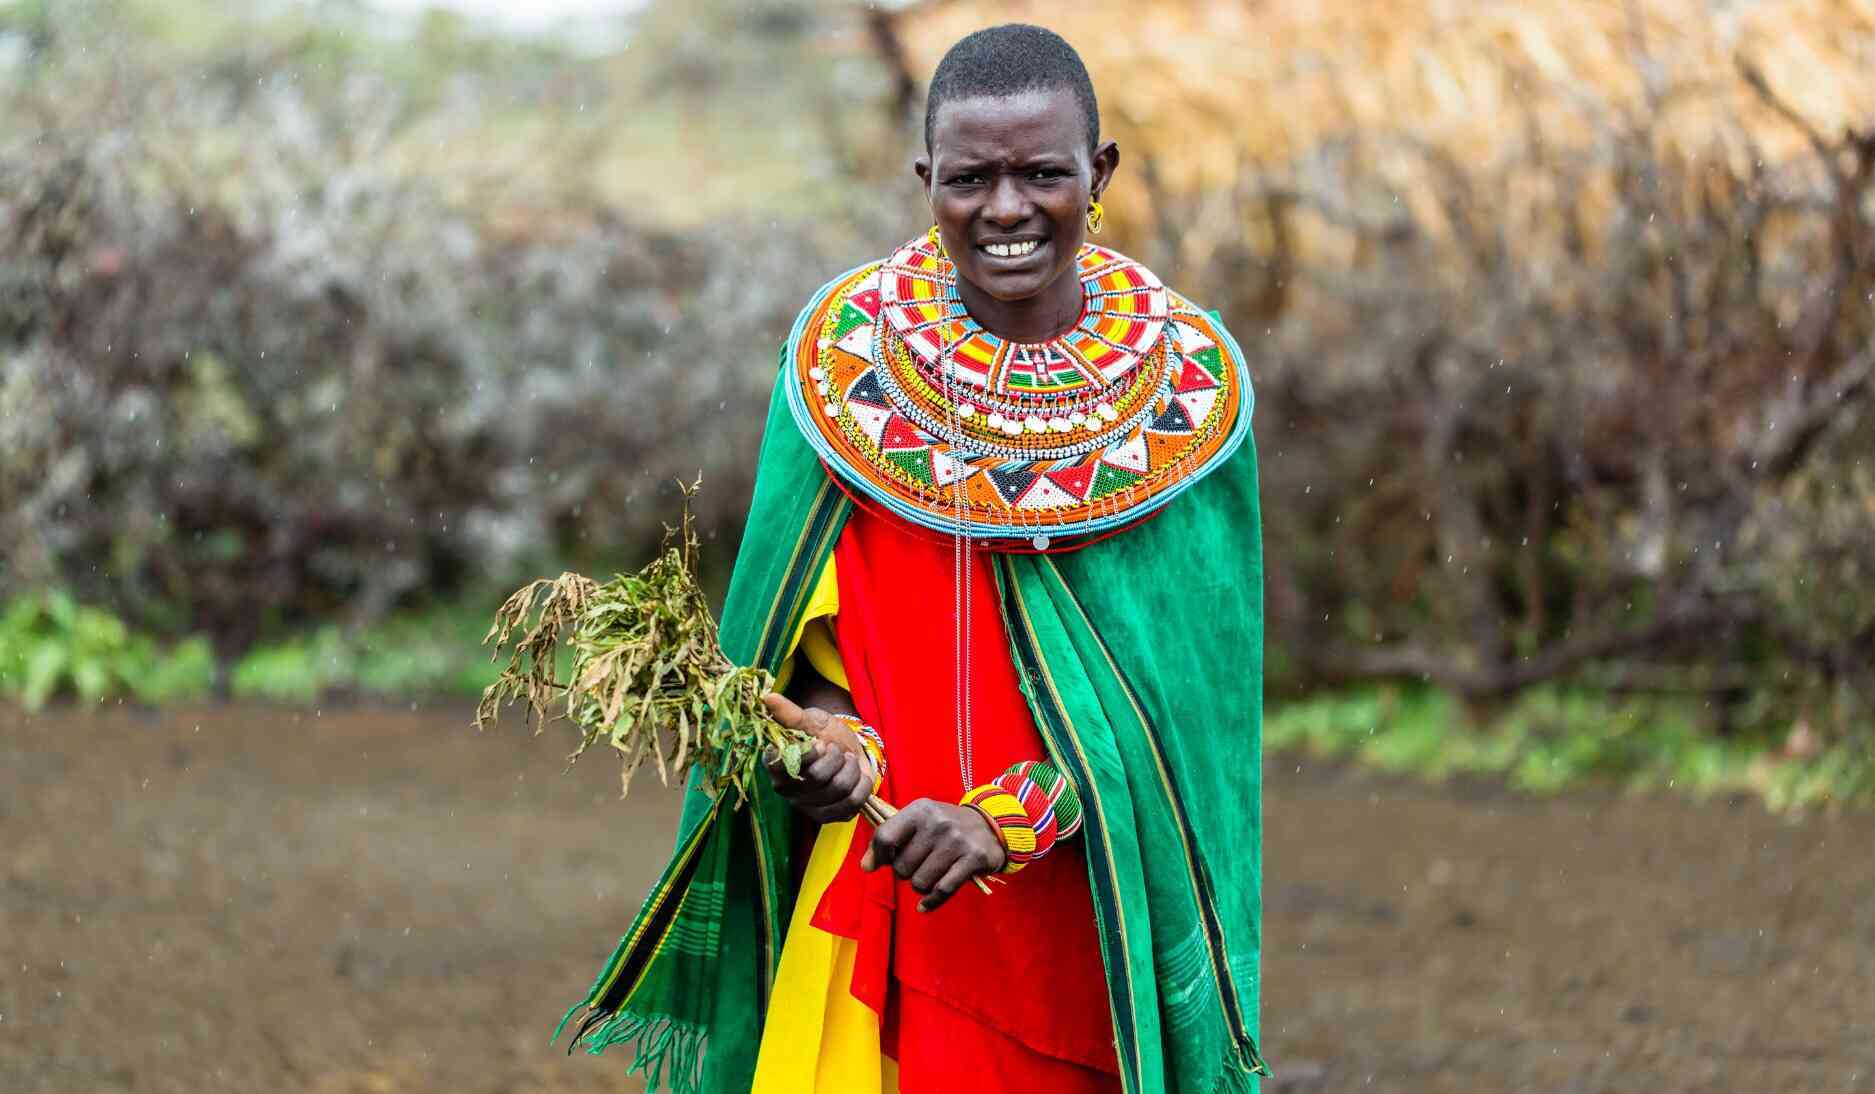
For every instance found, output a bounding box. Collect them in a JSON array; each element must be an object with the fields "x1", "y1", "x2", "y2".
[
  {"x1": 751, "y1": 553, "x2": 893, "y2": 1092},
  {"x1": 749, "y1": 818, "x2": 895, "y2": 1093},
  {"x1": 800, "y1": 617, "x2": 847, "y2": 691},
  {"x1": 772, "y1": 557, "x2": 846, "y2": 693}
]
